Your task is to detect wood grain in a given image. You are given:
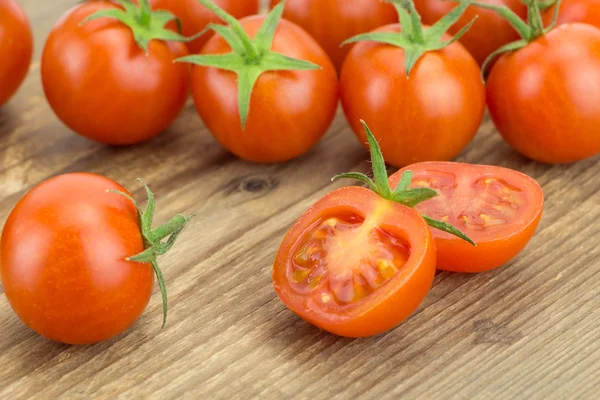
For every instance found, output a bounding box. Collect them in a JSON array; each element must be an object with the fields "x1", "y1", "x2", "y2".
[{"x1": 1, "y1": 1, "x2": 599, "y2": 399}]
